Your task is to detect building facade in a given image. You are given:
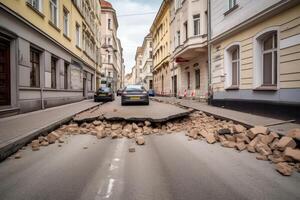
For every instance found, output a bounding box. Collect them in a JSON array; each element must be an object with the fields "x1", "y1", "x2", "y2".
[
  {"x1": 134, "y1": 47, "x2": 143, "y2": 85},
  {"x1": 150, "y1": 0, "x2": 171, "y2": 96},
  {"x1": 170, "y1": 0, "x2": 208, "y2": 98},
  {"x1": 100, "y1": 0, "x2": 123, "y2": 91},
  {"x1": 209, "y1": 0, "x2": 300, "y2": 105},
  {"x1": 140, "y1": 34, "x2": 153, "y2": 90},
  {"x1": 0, "y1": 0, "x2": 102, "y2": 116}
]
